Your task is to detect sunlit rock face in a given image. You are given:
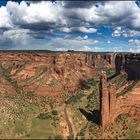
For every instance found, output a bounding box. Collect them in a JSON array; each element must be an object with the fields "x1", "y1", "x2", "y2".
[
  {"x1": 2, "y1": 51, "x2": 140, "y2": 96},
  {"x1": 0, "y1": 51, "x2": 115, "y2": 96}
]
